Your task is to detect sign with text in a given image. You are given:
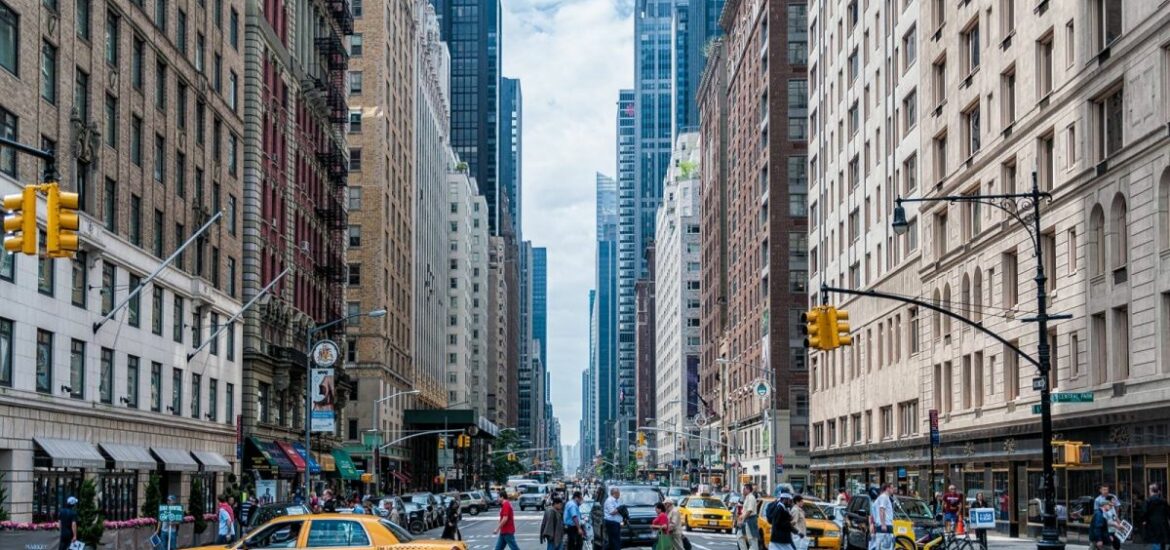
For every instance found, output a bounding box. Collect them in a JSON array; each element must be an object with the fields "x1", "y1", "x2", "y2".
[
  {"x1": 1051, "y1": 392, "x2": 1094, "y2": 403},
  {"x1": 158, "y1": 505, "x2": 184, "y2": 523},
  {"x1": 968, "y1": 508, "x2": 996, "y2": 529},
  {"x1": 928, "y1": 409, "x2": 940, "y2": 446},
  {"x1": 310, "y1": 368, "x2": 335, "y2": 433}
]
